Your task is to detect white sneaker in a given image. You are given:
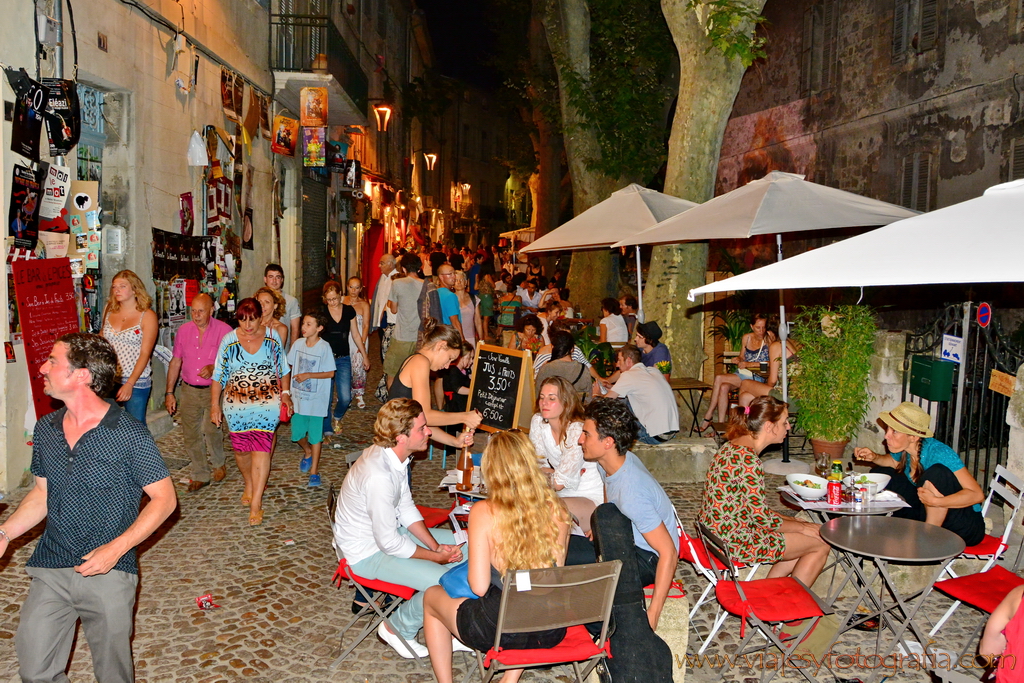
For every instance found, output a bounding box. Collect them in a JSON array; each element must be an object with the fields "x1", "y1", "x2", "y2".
[
  {"x1": 356, "y1": 395, "x2": 366, "y2": 409},
  {"x1": 452, "y1": 637, "x2": 474, "y2": 653},
  {"x1": 377, "y1": 621, "x2": 429, "y2": 659}
]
